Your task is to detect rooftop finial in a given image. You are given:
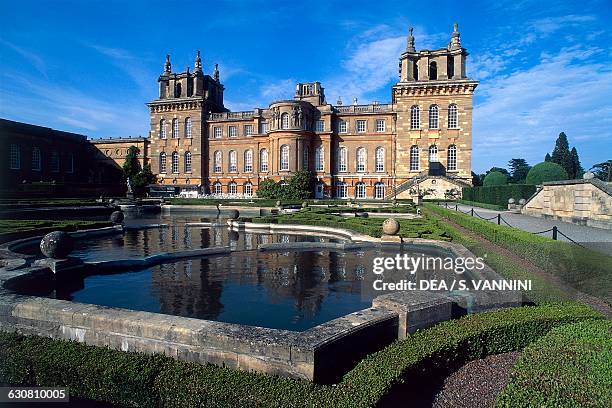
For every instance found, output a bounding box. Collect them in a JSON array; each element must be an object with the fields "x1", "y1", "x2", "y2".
[
  {"x1": 194, "y1": 50, "x2": 202, "y2": 72},
  {"x1": 450, "y1": 22, "x2": 461, "y2": 50},
  {"x1": 164, "y1": 54, "x2": 171, "y2": 74},
  {"x1": 213, "y1": 63, "x2": 219, "y2": 81},
  {"x1": 337, "y1": 96, "x2": 343, "y2": 106},
  {"x1": 406, "y1": 27, "x2": 416, "y2": 52}
]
